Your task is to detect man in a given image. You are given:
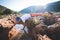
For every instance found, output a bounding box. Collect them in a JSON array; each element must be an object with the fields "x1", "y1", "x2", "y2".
[{"x1": 9, "y1": 14, "x2": 42, "y2": 40}]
